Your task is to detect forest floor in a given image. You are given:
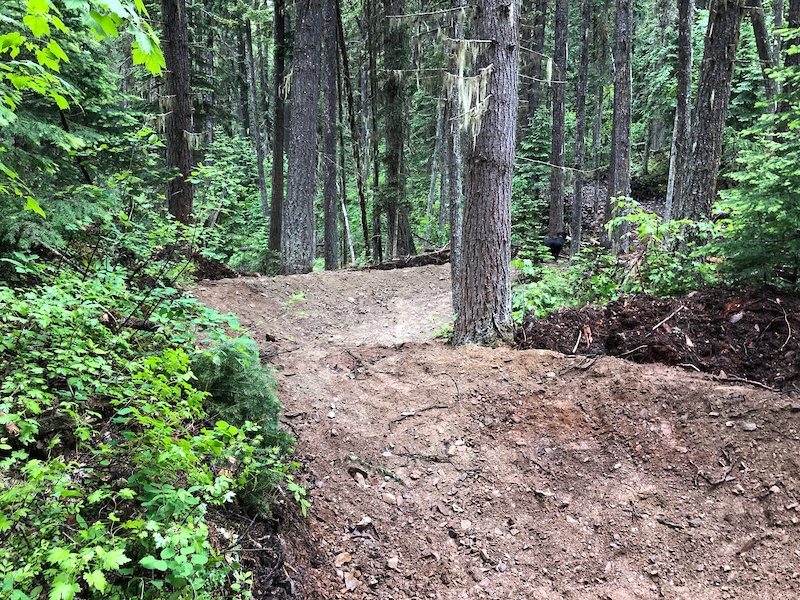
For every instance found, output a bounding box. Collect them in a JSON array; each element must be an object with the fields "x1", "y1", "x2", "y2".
[{"x1": 193, "y1": 264, "x2": 800, "y2": 600}]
